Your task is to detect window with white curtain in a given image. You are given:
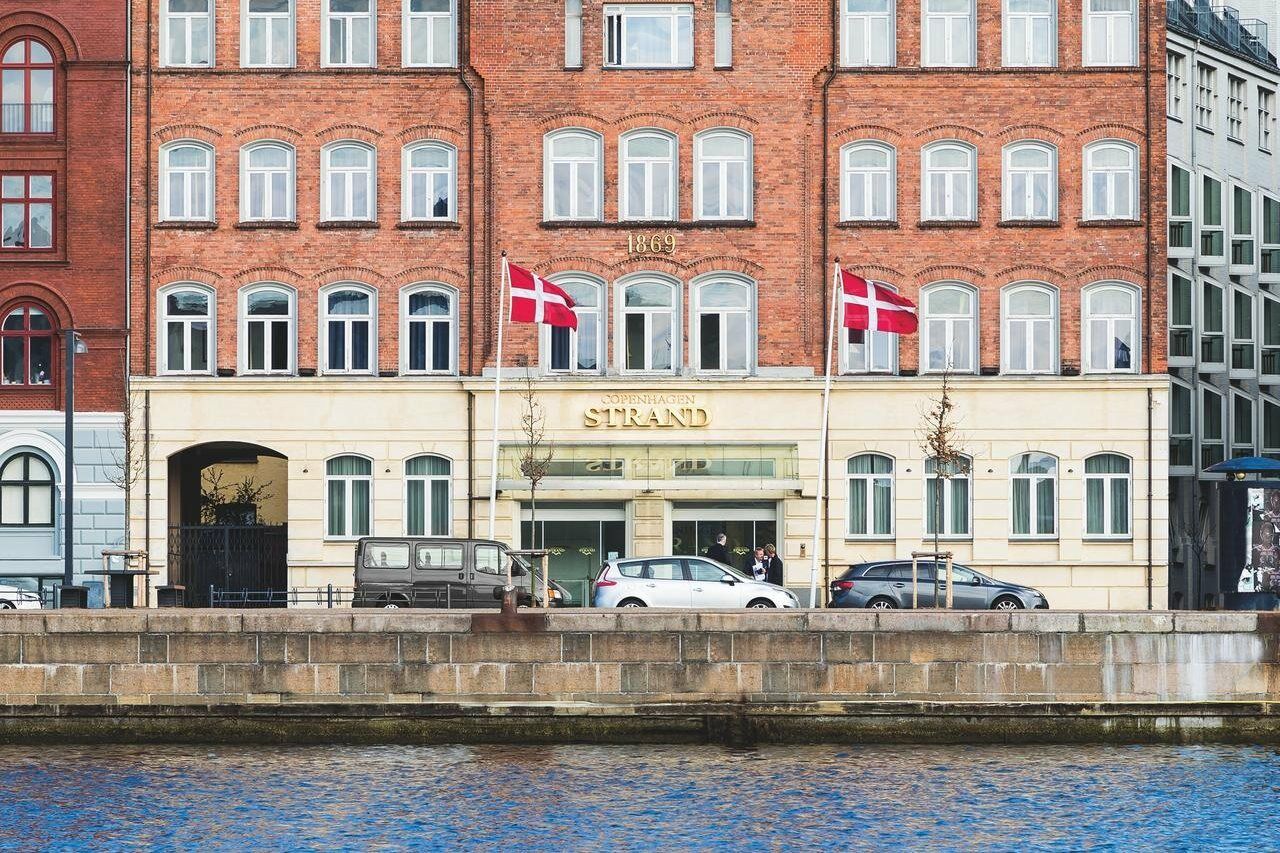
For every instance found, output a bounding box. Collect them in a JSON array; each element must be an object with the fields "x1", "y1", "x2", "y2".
[
  {"x1": 403, "y1": 285, "x2": 455, "y2": 374},
  {"x1": 546, "y1": 276, "x2": 604, "y2": 373},
  {"x1": 323, "y1": 0, "x2": 375, "y2": 66},
  {"x1": 1084, "y1": 283, "x2": 1139, "y2": 373},
  {"x1": 1083, "y1": 0, "x2": 1135, "y2": 66},
  {"x1": 695, "y1": 129, "x2": 752, "y2": 221},
  {"x1": 842, "y1": 282, "x2": 898, "y2": 374},
  {"x1": 160, "y1": 285, "x2": 214, "y2": 374},
  {"x1": 326, "y1": 455, "x2": 371, "y2": 538},
  {"x1": 240, "y1": 142, "x2": 294, "y2": 222},
  {"x1": 848, "y1": 454, "x2": 894, "y2": 538},
  {"x1": 322, "y1": 285, "x2": 375, "y2": 374},
  {"x1": 922, "y1": 142, "x2": 975, "y2": 221},
  {"x1": 841, "y1": 0, "x2": 894, "y2": 66},
  {"x1": 405, "y1": 455, "x2": 451, "y2": 536},
  {"x1": 922, "y1": 0, "x2": 974, "y2": 67},
  {"x1": 604, "y1": 4, "x2": 694, "y2": 68},
  {"x1": 544, "y1": 130, "x2": 602, "y2": 221},
  {"x1": 244, "y1": 0, "x2": 293, "y2": 67},
  {"x1": 1003, "y1": 0, "x2": 1054, "y2": 66},
  {"x1": 693, "y1": 277, "x2": 753, "y2": 373},
  {"x1": 619, "y1": 278, "x2": 677, "y2": 372},
  {"x1": 1010, "y1": 452, "x2": 1056, "y2": 537},
  {"x1": 922, "y1": 283, "x2": 977, "y2": 373},
  {"x1": 404, "y1": 0, "x2": 455, "y2": 66},
  {"x1": 161, "y1": 142, "x2": 214, "y2": 221},
  {"x1": 1002, "y1": 141, "x2": 1055, "y2": 221},
  {"x1": 1084, "y1": 141, "x2": 1137, "y2": 220},
  {"x1": 842, "y1": 141, "x2": 895, "y2": 221},
  {"x1": 925, "y1": 455, "x2": 971, "y2": 538},
  {"x1": 240, "y1": 285, "x2": 293, "y2": 374},
  {"x1": 1084, "y1": 453, "x2": 1130, "y2": 537},
  {"x1": 163, "y1": 0, "x2": 213, "y2": 66},
  {"x1": 1002, "y1": 283, "x2": 1057, "y2": 373},
  {"x1": 565, "y1": 0, "x2": 583, "y2": 67},
  {"x1": 403, "y1": 142, "x2": 455, "y2": 221},
  {"x1": 322, "y1": 142, "x2": 375, "y2": 221},
  {"x1": 715, "y1": 0, "x2": 732, "y2": 67},
  {"x1": 620, "y1": 130, "x2": 677, "y2": 221}
]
